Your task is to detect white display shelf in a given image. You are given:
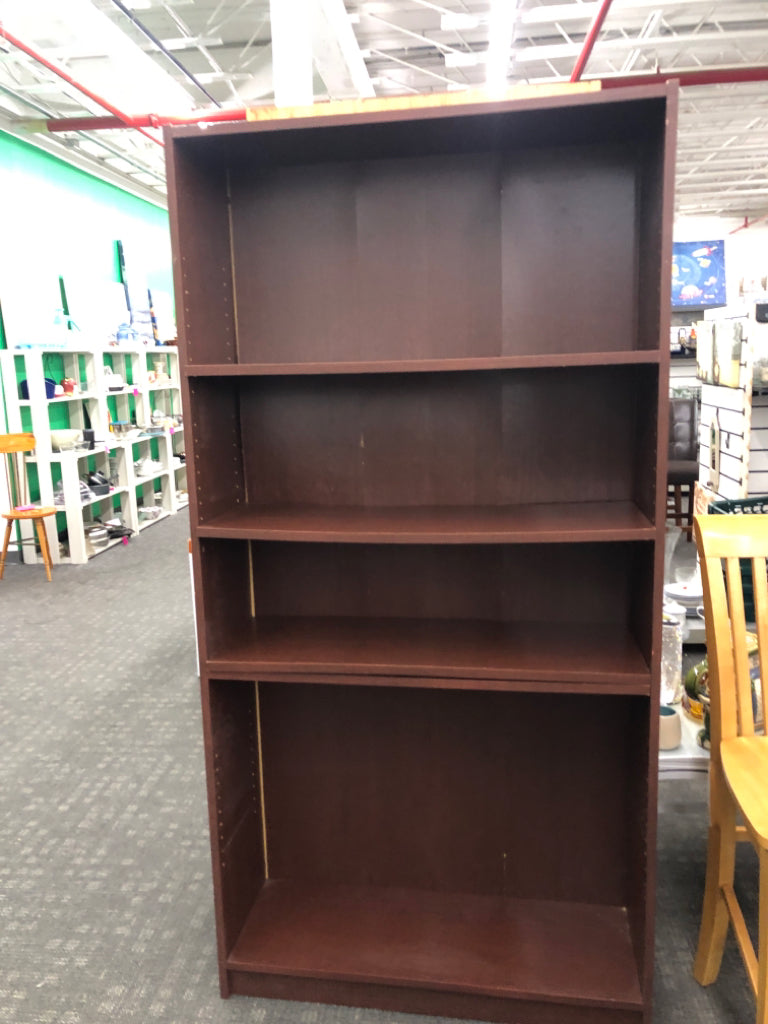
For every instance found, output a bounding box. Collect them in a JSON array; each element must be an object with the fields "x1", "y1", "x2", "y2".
[
  {"x1": 81, "y1": 536, "x2": 130, "y2": 561},
  {"x1": 0, "y1": 344, "x2": 185, "y2": 565},
  {"x1": 80, "y1": 487, "x2": 129, "y2": 509},
  {"x1": 658, "y1": 706, "x2": 709, "y2": 779},
  {"x1": 137, "y1": 510, "x2": 172, "y2": 531}
]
